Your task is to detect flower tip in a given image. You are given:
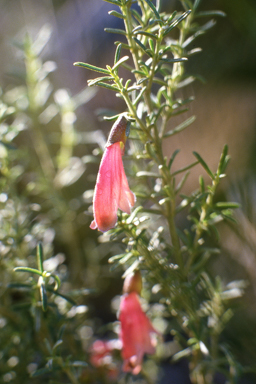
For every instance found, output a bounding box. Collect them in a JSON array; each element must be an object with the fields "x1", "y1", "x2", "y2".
[
  {"x1": 106, "y1": 115, "x2": 128, "y2": 147},
  {"x1": 90, "y1": 220, "x2": 97, "y2": 230},
  {"x1": 90, "y1": 214, "x2": 118, "y2": 232},
  {"x1": 123, "y1": 356, "x2": 142, "y2": 375}
]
